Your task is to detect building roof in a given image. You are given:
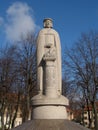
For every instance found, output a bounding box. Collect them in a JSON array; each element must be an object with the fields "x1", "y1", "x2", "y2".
[{"x1": 84, "y1": 102, "x2": 98, "y2": 111}]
